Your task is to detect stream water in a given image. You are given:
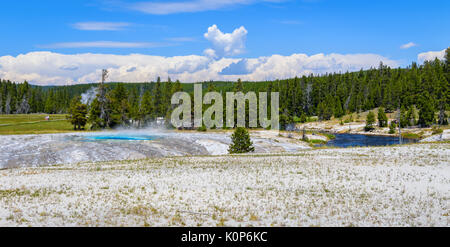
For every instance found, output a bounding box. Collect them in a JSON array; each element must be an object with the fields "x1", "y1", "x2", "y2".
[{"x1": 324, "y1": 133, "x2": 418, "y2": 148}]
